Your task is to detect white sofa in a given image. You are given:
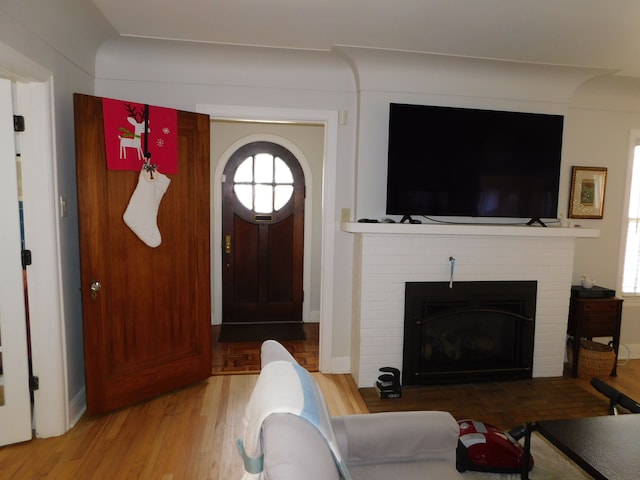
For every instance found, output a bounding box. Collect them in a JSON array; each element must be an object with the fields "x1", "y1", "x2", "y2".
[{"x1": 238, "y1": 340, "x2": 463, "y2": 480}]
